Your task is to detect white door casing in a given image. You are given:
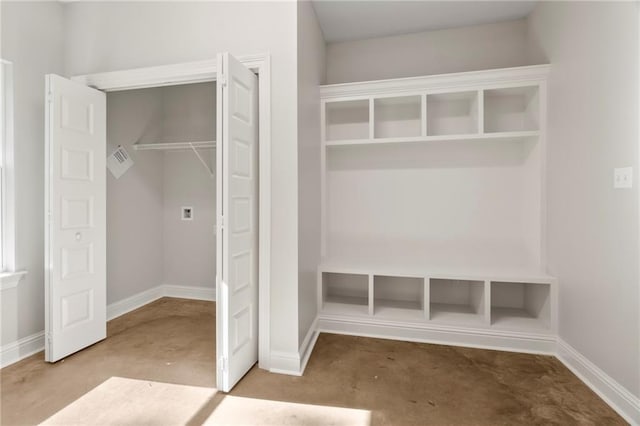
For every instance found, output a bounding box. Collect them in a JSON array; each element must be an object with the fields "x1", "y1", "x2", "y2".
[
  {"x1": 216, "y1": 53, "x2": 259, "y2": 391},
  {"x1": 45, "y1": 74, "x2": 107, "y2": 362}
]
